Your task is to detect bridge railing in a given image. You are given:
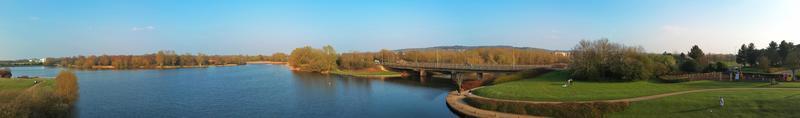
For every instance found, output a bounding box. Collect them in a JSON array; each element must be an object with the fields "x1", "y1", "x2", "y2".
[{"x1": 381, "y1": 62, "x2": 551, "y2": 71}]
